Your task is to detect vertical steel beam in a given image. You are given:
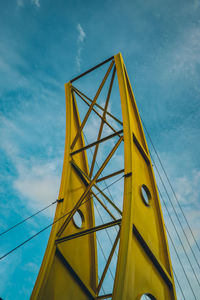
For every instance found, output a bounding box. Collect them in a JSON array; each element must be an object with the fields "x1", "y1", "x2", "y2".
[
  {"x1": 112, "y1": 53, "x2": 177, "y2": 300},
  {"x1": 31, "y1": 53, "x2": 177, "y2": 300}
]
